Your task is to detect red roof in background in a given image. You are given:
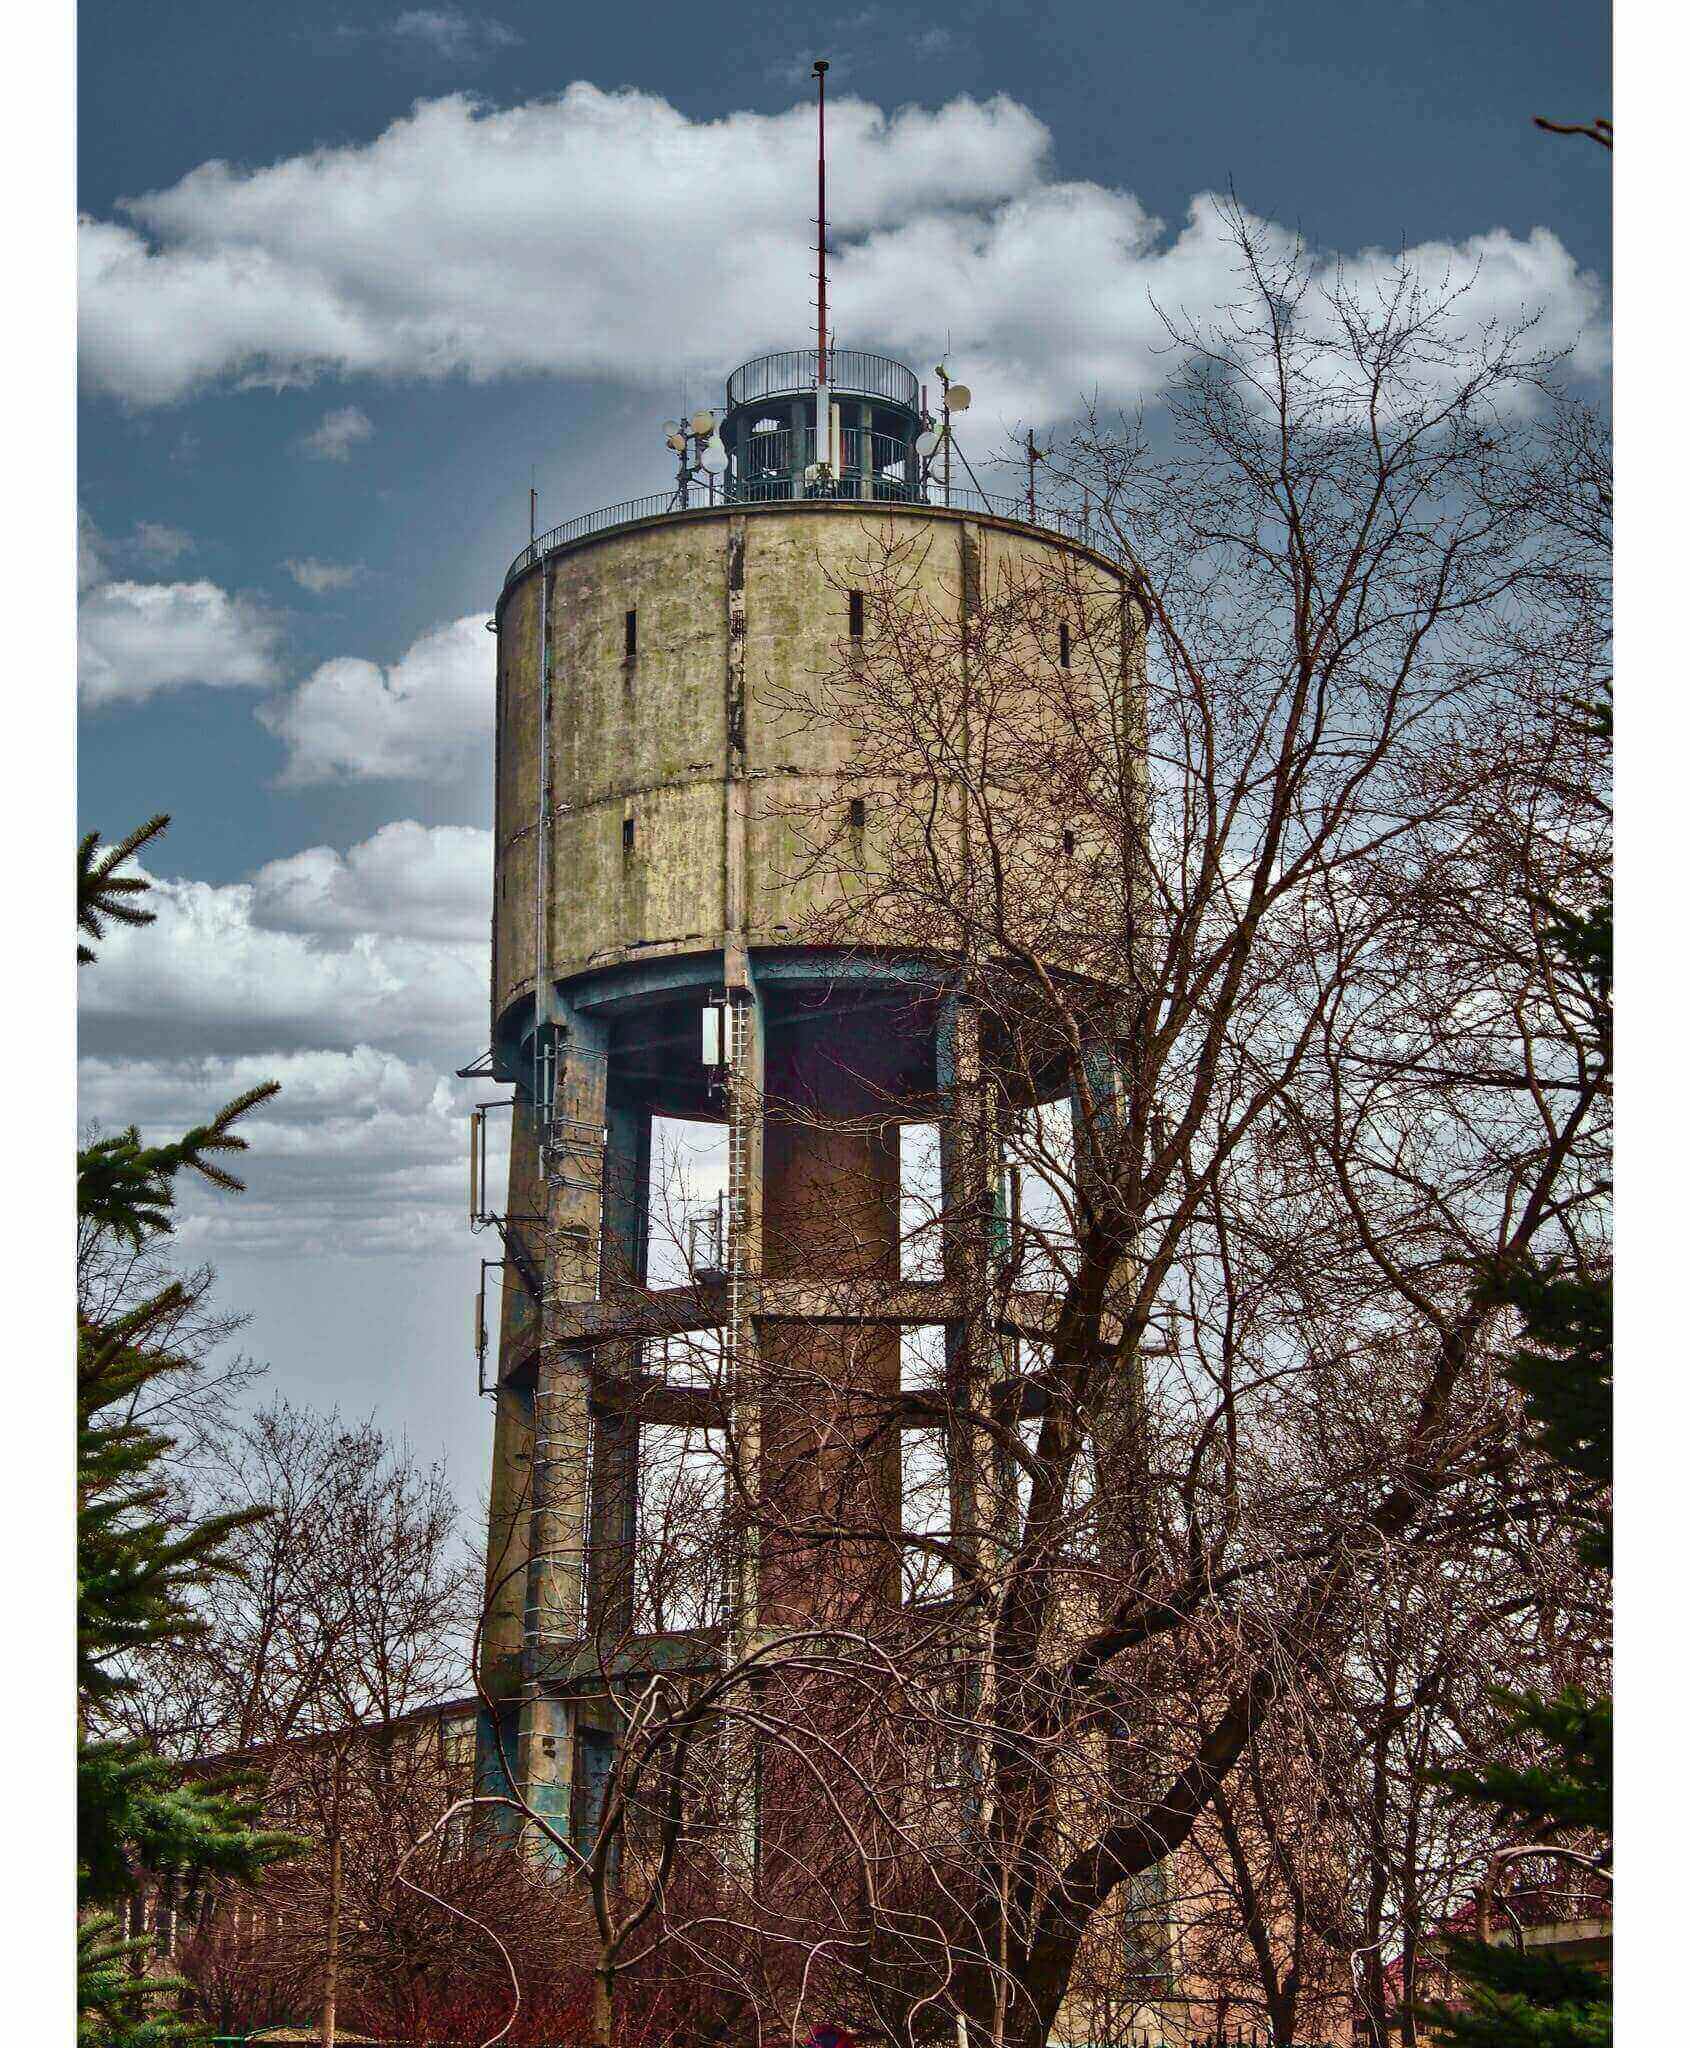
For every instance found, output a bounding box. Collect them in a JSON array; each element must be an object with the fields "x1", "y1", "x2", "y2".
[{"x1": 1364, "y1": 1874, "x2": 1612, "y2": 2020}]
